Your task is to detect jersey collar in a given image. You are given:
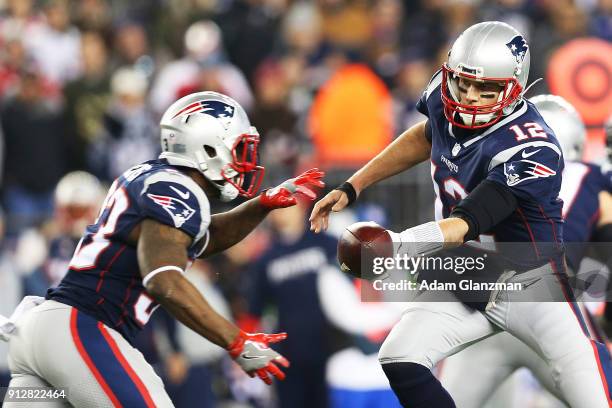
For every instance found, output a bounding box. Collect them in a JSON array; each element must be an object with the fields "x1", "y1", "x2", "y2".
[{"x1": 449, "y1": 100, "x2": 528, "y2": 149}]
